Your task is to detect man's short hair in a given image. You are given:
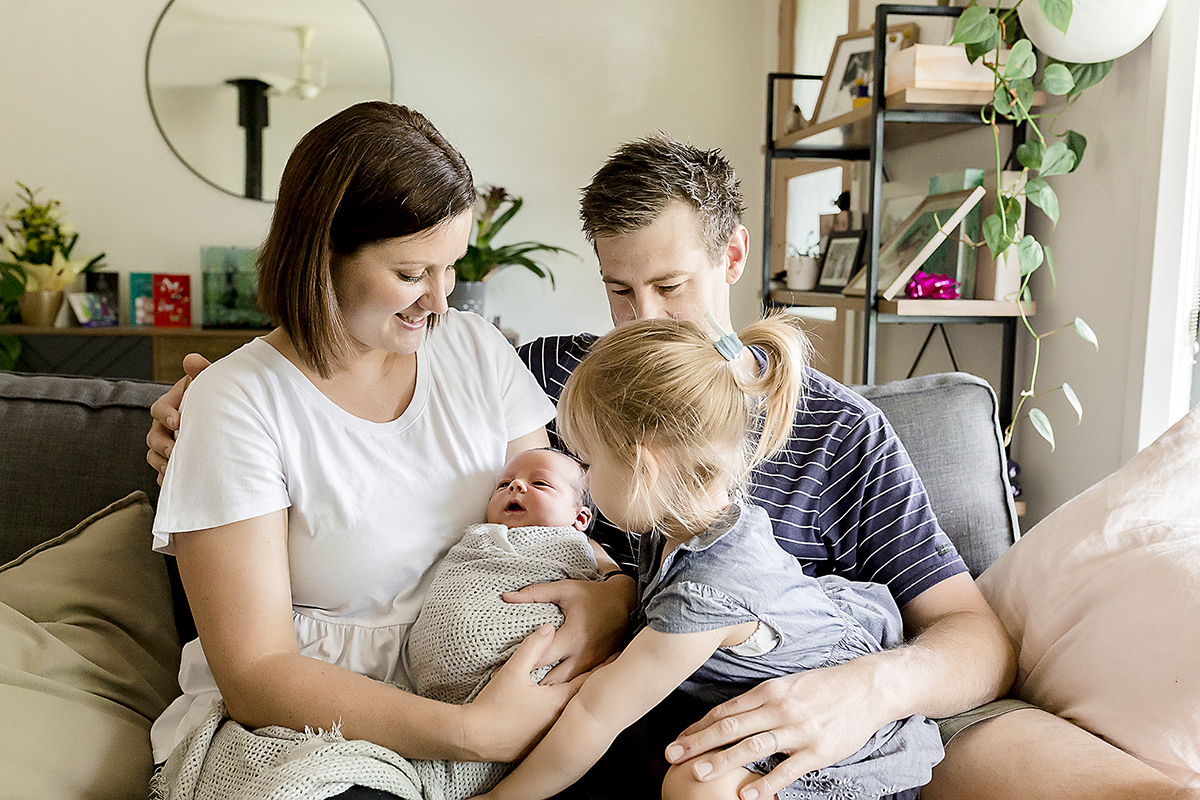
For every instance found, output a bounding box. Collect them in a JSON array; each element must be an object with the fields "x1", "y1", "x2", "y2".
[{"x1": 579, "y1": 133, "x2": 745, "y2": 264}]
